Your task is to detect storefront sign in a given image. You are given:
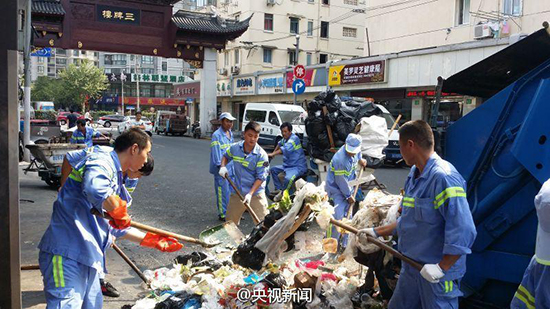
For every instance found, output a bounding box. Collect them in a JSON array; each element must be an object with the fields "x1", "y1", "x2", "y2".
[
  {"x1": 106, "y1": 73, "x2": 131, "y2": 83},
  {"x1": 120, "y1": 97, "x2": 185, "y2": 106},
  {"x1": 131, "y1": 74, "x2": 186, "y2": 84},
  {"x1": 97, "y1": 5, "x2": 140, "y2": 26},
  {"x1": 406, "y1": 90, "x2": 459, "y2": 98},
  {"x1": 329, "y1": 60, "x2": 386, "y2": 86},
  {"x1": 258, "y1": 74, "x2": 284, "y2": 95},
  {"x1": 217, "y1": 80, "x2": 231, "y2": 97},
  {"x1": 173, "y1": 82, "x2": 200, "y2": 99},
  {"x1": 234, "y1": 77, "x2": 255, "y2": 96}
]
